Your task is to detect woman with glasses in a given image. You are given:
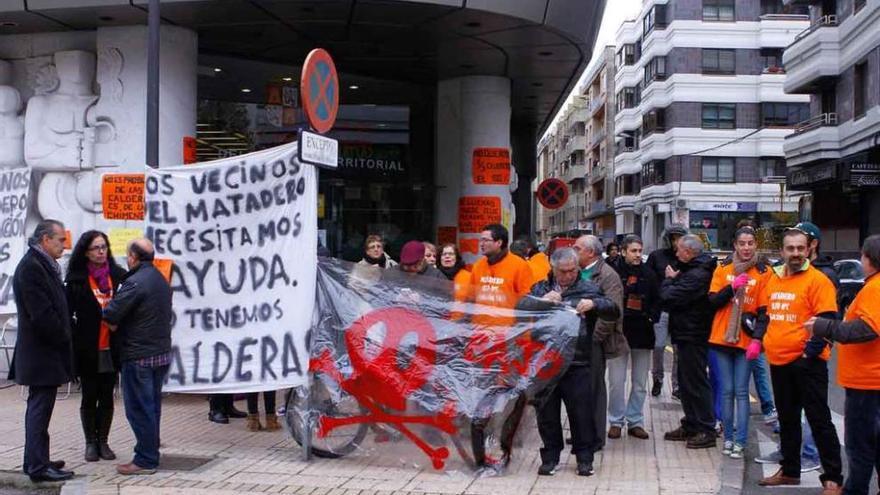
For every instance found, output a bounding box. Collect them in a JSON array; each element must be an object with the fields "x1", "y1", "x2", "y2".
[
  {"x1": 356, "y1": 234, "x2": 397, "y2": 269},
  {"x1": 65, "y1": 231, "x2": 127, "y2": 462}
]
